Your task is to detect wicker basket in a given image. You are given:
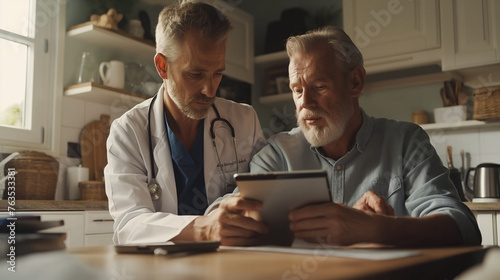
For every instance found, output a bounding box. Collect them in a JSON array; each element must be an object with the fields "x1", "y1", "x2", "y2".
[
  {"x1": 79, "y1": 181, "x2": 107, "y2": 200},
  {"x1": 473, "y1": 86, "x2": 500, "y2": 121},
  {"x1": 3, "y1": 151, "x2": 59, "y2": 200}
]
